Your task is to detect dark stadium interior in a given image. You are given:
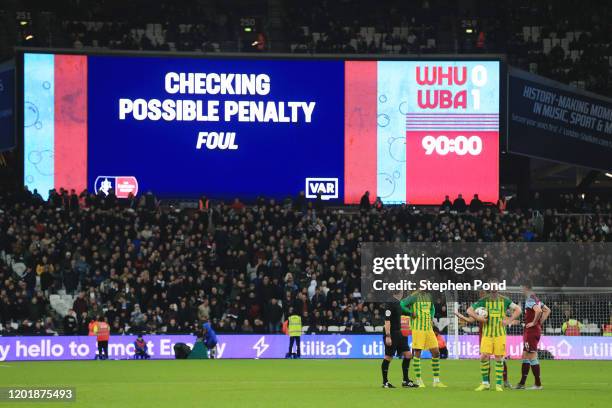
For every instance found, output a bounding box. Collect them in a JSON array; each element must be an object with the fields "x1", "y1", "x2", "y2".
[
  {"x1": 0, "y1": 0, "x2": 611, "y2": 345},
  {"x1": 1, "y1": 0, "x2": 611, "y2": 96}
]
